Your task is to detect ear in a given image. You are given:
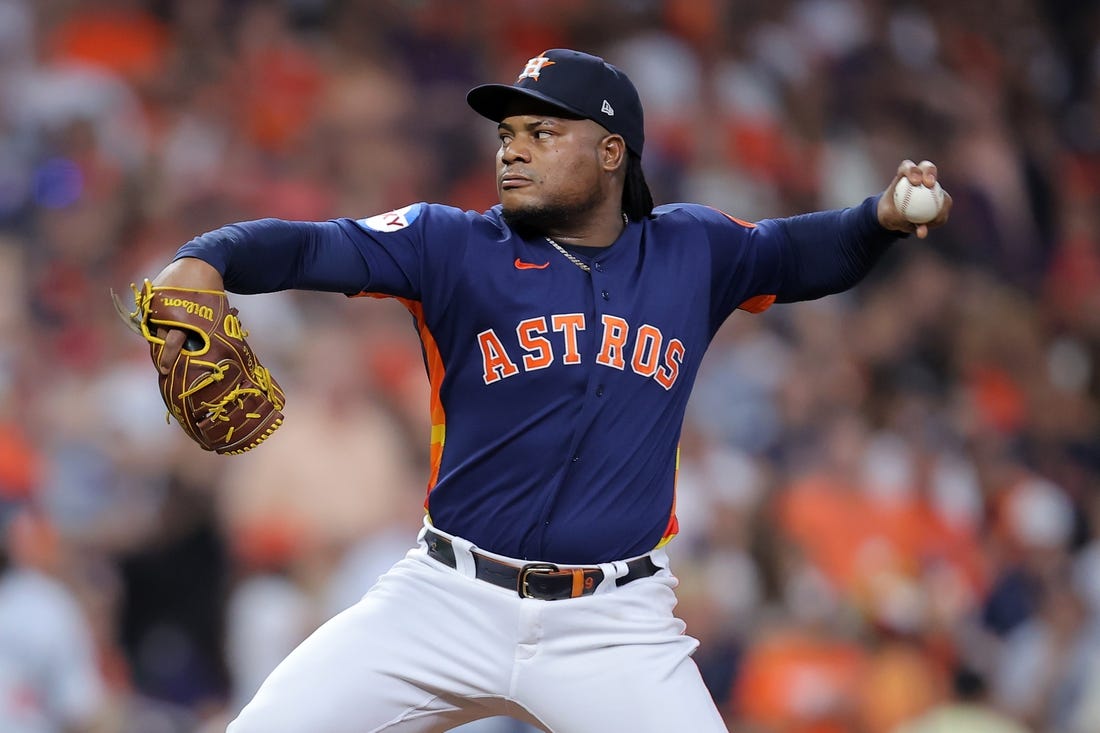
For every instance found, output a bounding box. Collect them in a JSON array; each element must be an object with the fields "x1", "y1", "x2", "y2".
[{"x1": 600, "y1": 135, "x2": 626, "y2": 173}]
